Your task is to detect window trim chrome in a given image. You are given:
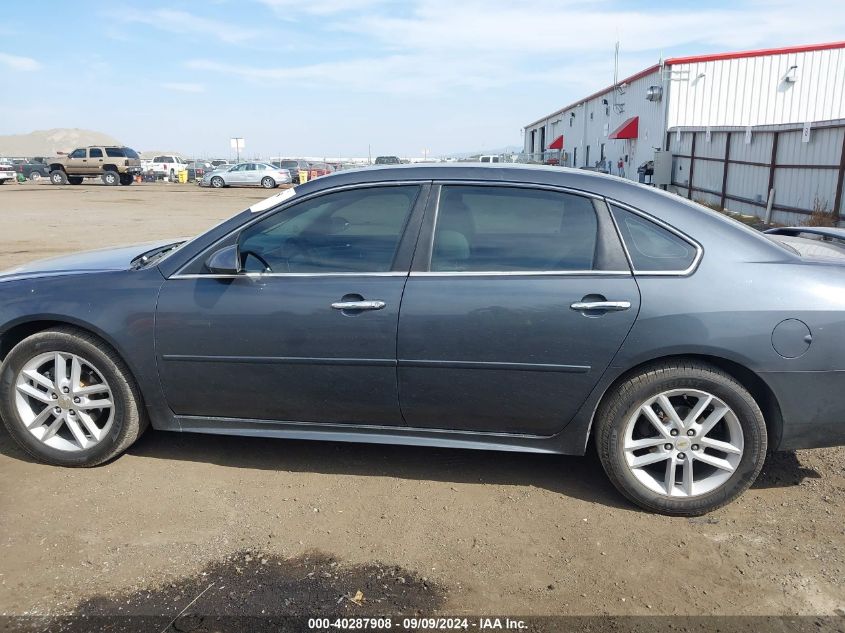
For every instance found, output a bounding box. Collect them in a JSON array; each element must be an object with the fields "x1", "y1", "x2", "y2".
[
  {"x1": 171, "y1": 271, "x2": 409, "y2": 280},
  {"x1": 409, "y1": 270, "x2": 631, "y2": 277},
  {"x1": 605, "y1": 199, "x2": 704, "y2": 277}
]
